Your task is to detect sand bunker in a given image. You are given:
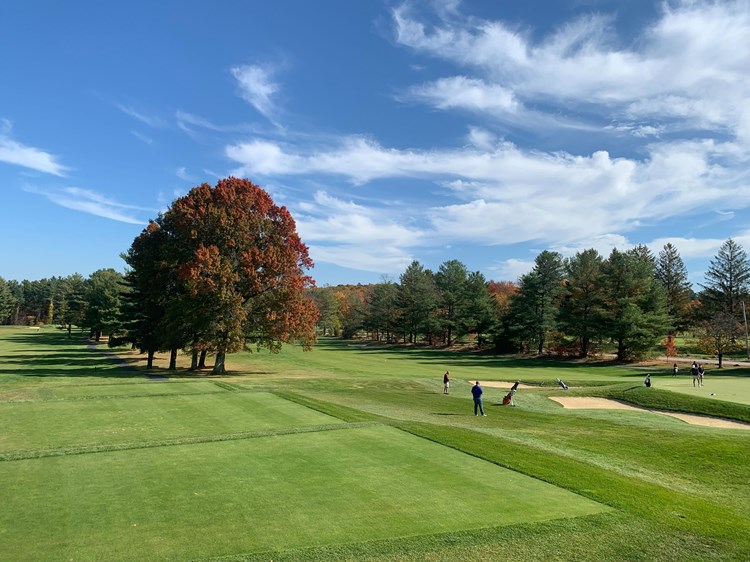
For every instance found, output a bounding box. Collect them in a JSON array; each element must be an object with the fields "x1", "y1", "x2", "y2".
[
  {"x1": 550, "y1": 396, "x2": 750, "y2": 430},
  {"x1": 466, "y1": 380, "x2": 537, "y2": 389}
]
